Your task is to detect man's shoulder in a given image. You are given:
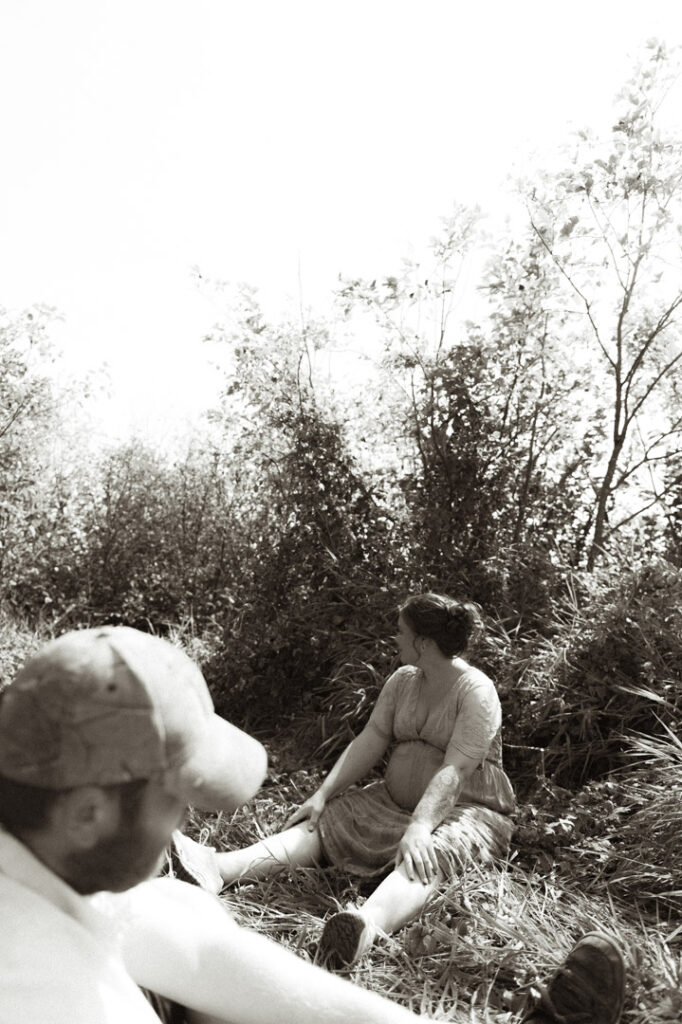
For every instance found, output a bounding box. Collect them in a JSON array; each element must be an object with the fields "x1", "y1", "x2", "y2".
[
  {"x1": 0, "y1": 874, "x2": 162, "y2": 1023},
  {"x1": 0, "y1": 869, "x2": 67, "y2": 936}
]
